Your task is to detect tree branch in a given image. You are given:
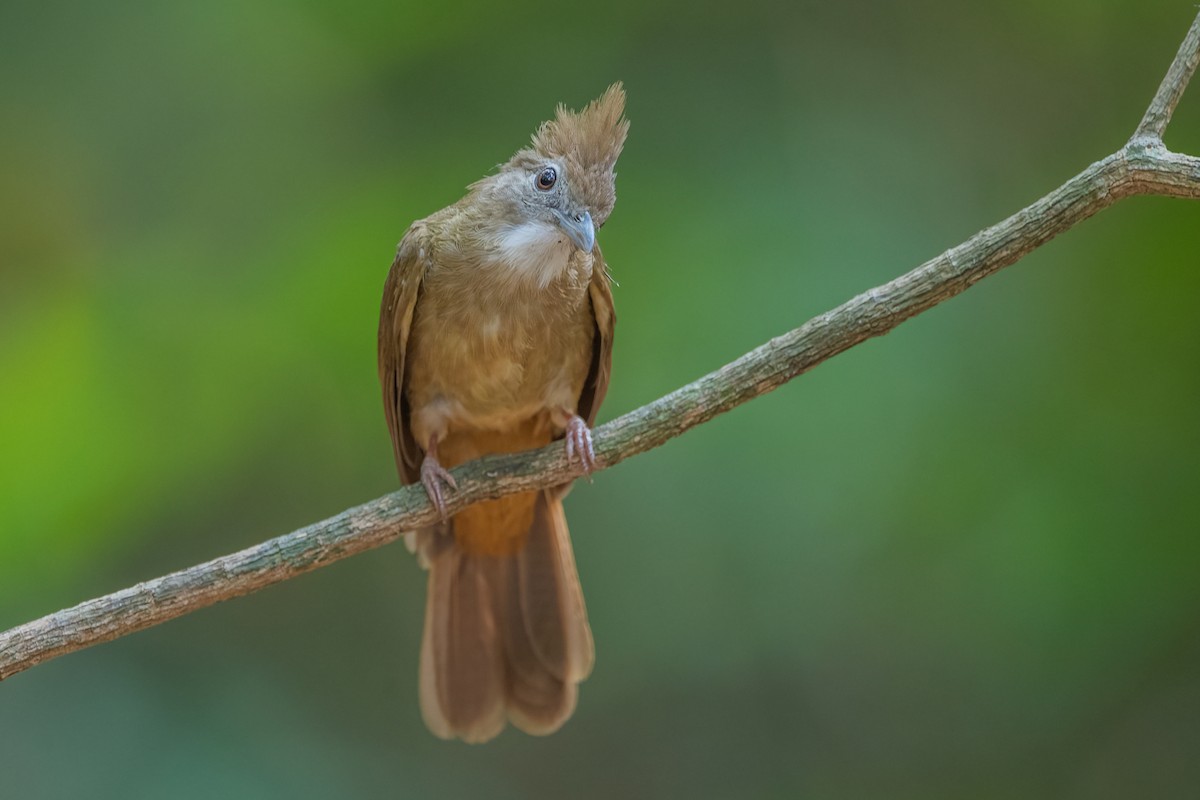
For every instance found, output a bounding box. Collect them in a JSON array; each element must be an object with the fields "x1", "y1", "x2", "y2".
[
  {"x1": 3, "y1": 12, "x2": 1200, "y2": 683},
  {"x1": 1134, "y1": 11, "x2": 1200, "y2": 140}
]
